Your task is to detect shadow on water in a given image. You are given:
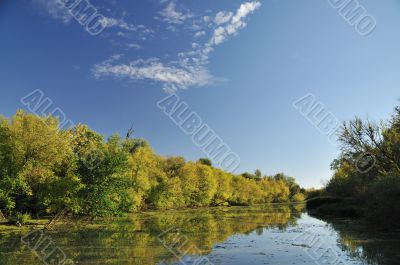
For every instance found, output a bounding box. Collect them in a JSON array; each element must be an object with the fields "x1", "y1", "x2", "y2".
[
  {"x1": 0, "y1": 203, "x2": 399, "y2": 265},
  {"x1": 311, "y1": 214, "x2": 400, "y2": 265}
]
